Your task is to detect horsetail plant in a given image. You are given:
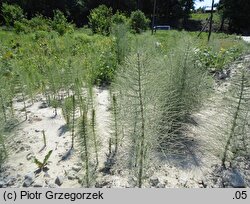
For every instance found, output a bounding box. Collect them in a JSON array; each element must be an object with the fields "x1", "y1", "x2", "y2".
[
  {"x1": 61, "y1": 95, "x2": 77, "y2": 149},
  {"x1": 0, "y1": 93, "x2": 7, "y2": 122},
  {"x1": 91, "y1": 108, "x2": 99, "y2": 166},
  {"x1": 42, "y1": 130, "x2": 47, "y2": 146},
  {"x1": 78, "y1": 105, "x2": 90, "y2": 187},
  {"x1": 115, "y1": 44, "x2": 162, "y2": 187},
  {"x1": 136, "y1": 52, "x2": 146, "y2": 188},
  {"x1": 222, "y1": 68, "x2": 250, "y2": 167},
  {"x1": 112, "y1": 94, "x2": 119, "y2": 154},
  {"x1": 0, "y1": 118, "x2": 7, "y2": 168},
  {"x1": 71, "y1": 95, "x2": 76, "y2": 149},
  {"x1": 88, "y1": 86, "x2": 99, "y2": 167}
]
